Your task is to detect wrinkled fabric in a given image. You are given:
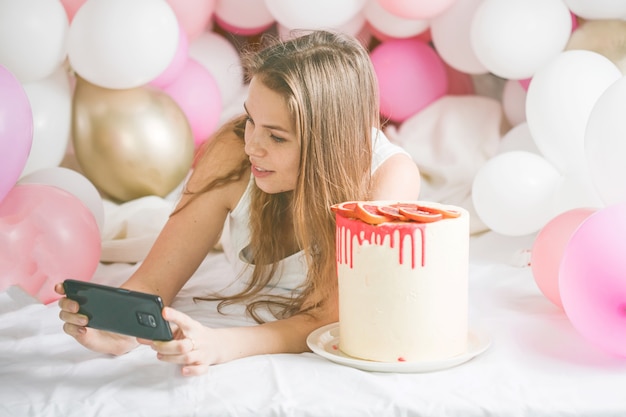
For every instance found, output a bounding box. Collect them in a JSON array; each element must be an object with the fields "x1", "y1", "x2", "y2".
[
  {"x1": 1, "y1": 232, "x2": 625, "y2": 417},
  {"x1": 386, "y1": 95, "x2": 503, "y2": 234}
]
